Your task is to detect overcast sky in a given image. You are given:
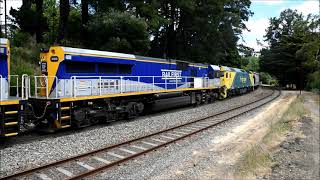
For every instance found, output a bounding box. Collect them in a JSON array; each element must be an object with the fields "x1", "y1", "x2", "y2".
[
  {"x1": 0, "y1": 0, "x2": 22, "y2": 23},
  {"x1": 2, "y1": 0, "x2": 320, "y2": 52}
]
